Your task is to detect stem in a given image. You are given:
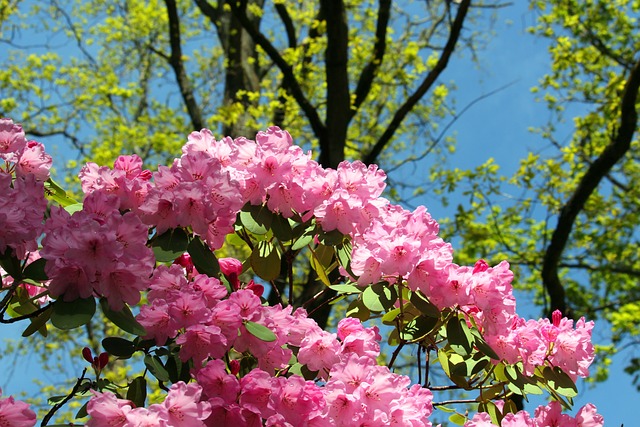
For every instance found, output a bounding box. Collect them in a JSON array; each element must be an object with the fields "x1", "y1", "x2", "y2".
[
  {"x1": 387, "y1": 341, "x2": 406, "y2": 370},
  {"x1": 41, "y1": 368, "x2": 88, "y2": 426},
  {"x1": 433, "y1": 398, "x2": 478, "y2": 407}
]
